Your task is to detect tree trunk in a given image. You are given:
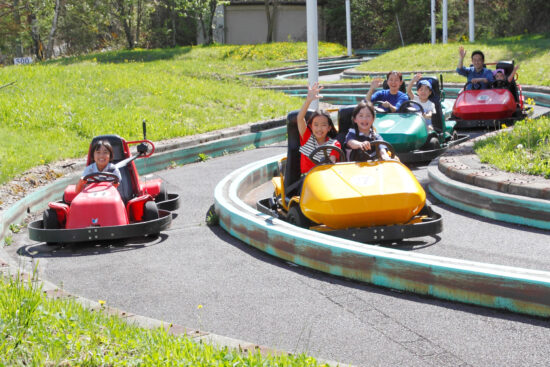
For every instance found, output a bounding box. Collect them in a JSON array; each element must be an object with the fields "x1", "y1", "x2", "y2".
[
  {"x1": 136, "y1": 0, "x2": 142, "y2": 46},
  {"x1": 114, "y1": 0, "x2": 135, "y2": 49},
  {"x1": 26, "y1": 6, "x2": 43, "y2": 60},
  {"x1": 13, "y1": 0, "x2": 23, "y2": 57},
  {"x1": 264, "y1": 0, "x2": 278, "y2": 43},
  {"x1": 46, "y1": 0, "x2": 62, "y2": 59},
  {"x1": 207, "y1": 0, "x2": 217, "y2": 44},
  {"x1": 170, "y1": 0, "x2": 177, "y2": 47}
]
